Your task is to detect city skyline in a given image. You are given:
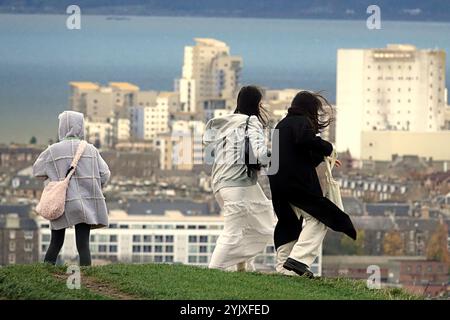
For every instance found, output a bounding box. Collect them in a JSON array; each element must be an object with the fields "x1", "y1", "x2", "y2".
[{"x1": 1, "y1": 10, "x2": 449, "y2": 301}]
